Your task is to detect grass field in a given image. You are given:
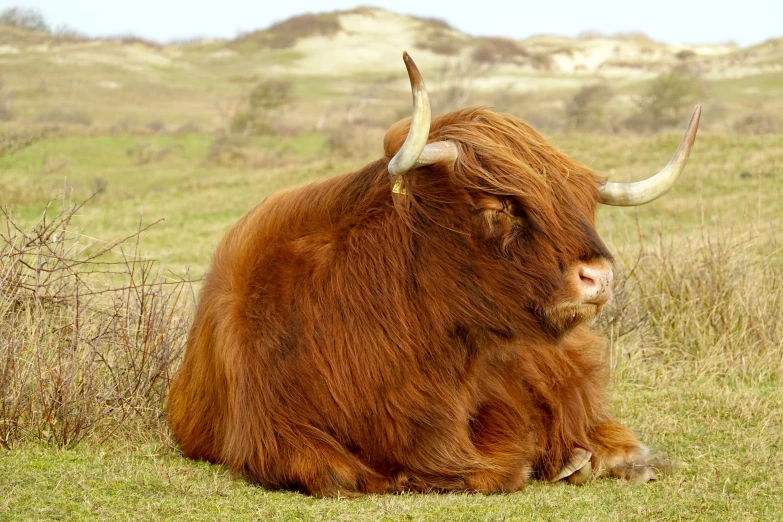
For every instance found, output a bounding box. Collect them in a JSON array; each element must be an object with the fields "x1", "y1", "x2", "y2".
[
  {"x1": 2, "y1": 130, "x2": 780, "y2": 274},
  {"x1": 2, "y1": 378, "x2": 781, "y2": 521},
  {"x1": 1, "y1": 127, "x2": 781, "y2": 521},
  {"x1": 1, "y1": 13, "x2": 782, "y2": 520}
]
